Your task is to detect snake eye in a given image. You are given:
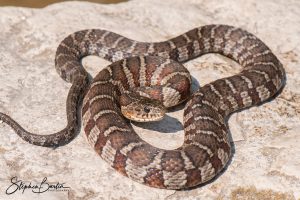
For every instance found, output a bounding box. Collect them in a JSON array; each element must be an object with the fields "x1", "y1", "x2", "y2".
[{"x1": 143, "y1": 106, "x2": 150, "y2": 113}]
